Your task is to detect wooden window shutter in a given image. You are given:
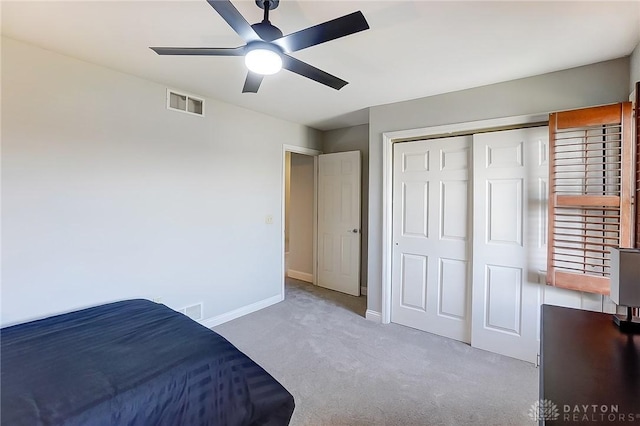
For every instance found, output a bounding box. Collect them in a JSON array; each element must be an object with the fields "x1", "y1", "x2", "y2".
[
  {"x1": 547, "y1": 102, "x2": 633, "y2": 295},
  {"x1": 636, "y1": 82, "x2": 640, "y2": 248},
  {"x1": 635, "y1": 83, "x2": 640, "y2": 318}
]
